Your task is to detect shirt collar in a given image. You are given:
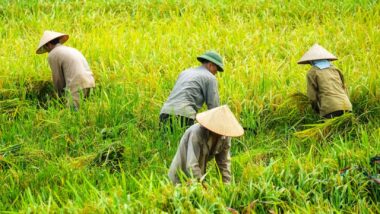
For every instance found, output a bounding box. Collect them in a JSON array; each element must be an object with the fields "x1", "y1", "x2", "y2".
[{"x1": 311, "y1": 59, "x2": 331, "y2": 69}]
